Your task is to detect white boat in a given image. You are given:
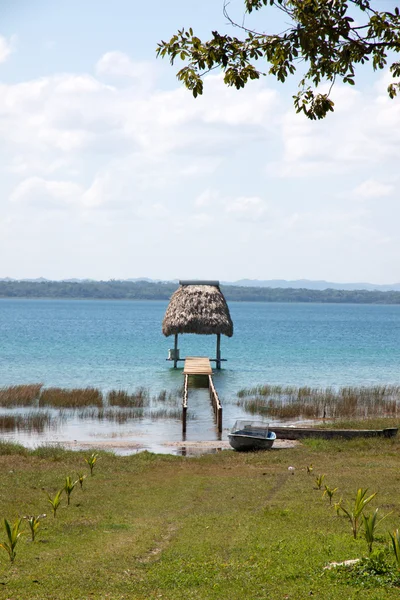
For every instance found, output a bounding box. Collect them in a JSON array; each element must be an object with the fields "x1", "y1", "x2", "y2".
[{"x1": 228, "y1": 420, "x2": 276, "y2": 451}]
